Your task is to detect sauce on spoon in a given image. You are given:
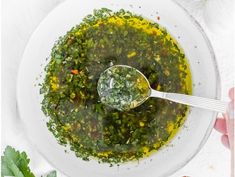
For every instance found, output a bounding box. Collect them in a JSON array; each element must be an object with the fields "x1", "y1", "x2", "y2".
[{"x1": 97, "y1": 65, "x2": 150, "y2": 111}]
